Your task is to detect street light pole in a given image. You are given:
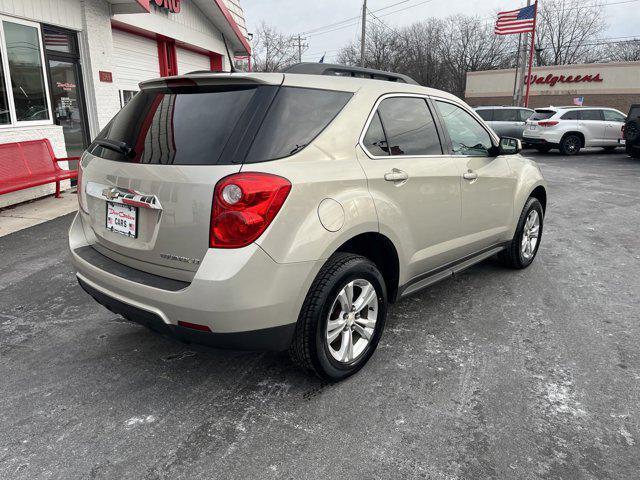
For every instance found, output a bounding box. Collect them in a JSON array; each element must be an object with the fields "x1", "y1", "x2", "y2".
[{"x1": 360, "y1": 0, "x2": 367, "y2": 67}]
